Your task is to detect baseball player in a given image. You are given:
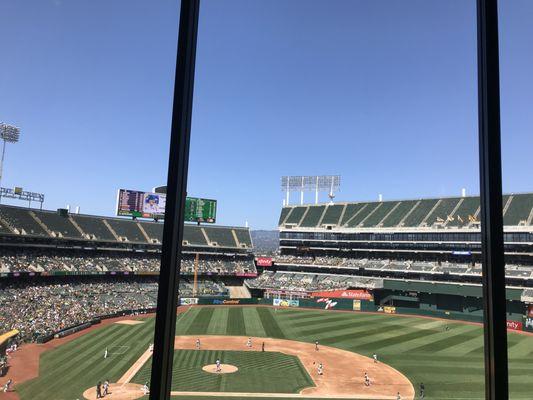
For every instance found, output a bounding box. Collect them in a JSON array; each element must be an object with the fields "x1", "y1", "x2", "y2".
[
  {"x1": 315, "y1": 340, "x2": 319, "y2": 351},
  {"x1": 196, "y1": 338, "x2": 201, "y2": 350},
  {"x1": 142, "y1": 382, "x2": 150, "y2": 395},
  {"x1": 419, "y1": 382, "x2": 425, "y2": 399},
  {"x1": 246, "y1": 337, "x2": 252, "y2": 348},
  {"x1": 262, "y1": 342, "x2": 265, "y2": 352},
  {"x1": 216, "y1": 358, "x2": 221, "y2": 372},
  {"x1": 104, "y1": 347, "x2": 108, "y2": 359},
  {"x1": 397, "y1": 392, "x2": 402, "y2": 400},
  {"x1": 148, "y1": 343, "x2": 154, "y2": 352},
  {"x1": 3, "y1": 379, "x2": 12, "y2": 393},
  {"x1": 317, "y1": 362, "x2": 323, "y2": 375},
  {"x1": 373, "y1": 353, "x2": 378, "y2": 363},
  {"x1": 364, "y1": 372, "x2": 370, "y2": 386},
  {"x1": 96, "y1": 381, "x2": 102, "y2": 399},
  {"x1": 103, "y1": 379, "x2": 109, "y2": 396}
]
